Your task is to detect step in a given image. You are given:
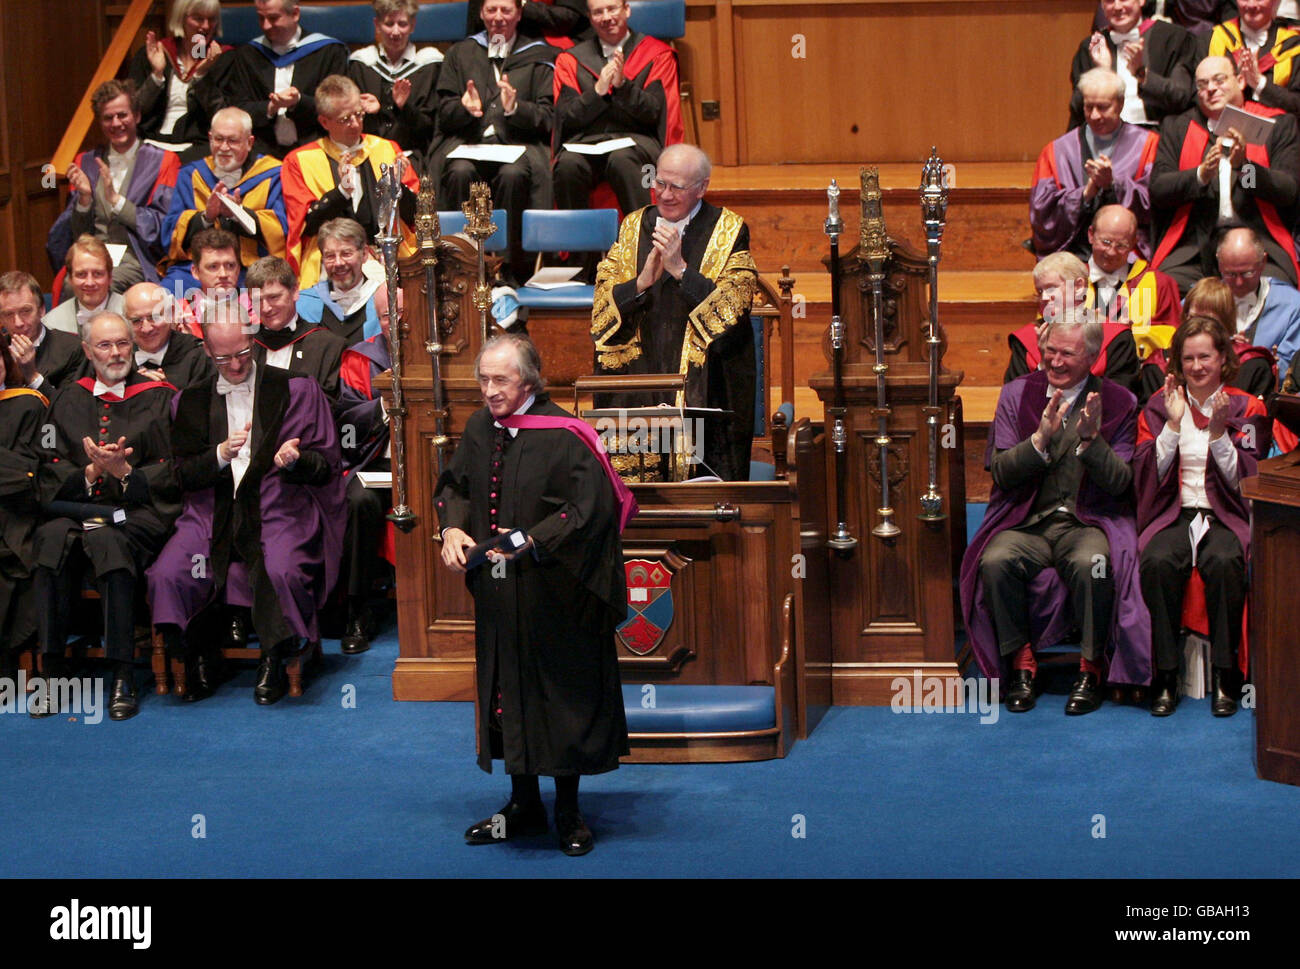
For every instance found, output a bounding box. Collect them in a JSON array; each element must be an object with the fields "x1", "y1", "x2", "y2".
[{"x1": 708, "y1": 162, "x2": 1036, "y2": 275}]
